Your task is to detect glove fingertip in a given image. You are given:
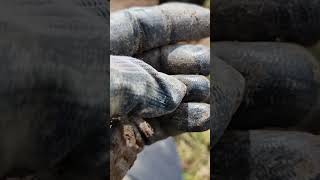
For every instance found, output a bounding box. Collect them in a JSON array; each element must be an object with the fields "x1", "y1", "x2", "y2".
[{"x1": 160, "y1": 103, "x2": 210, "y2": 133}]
